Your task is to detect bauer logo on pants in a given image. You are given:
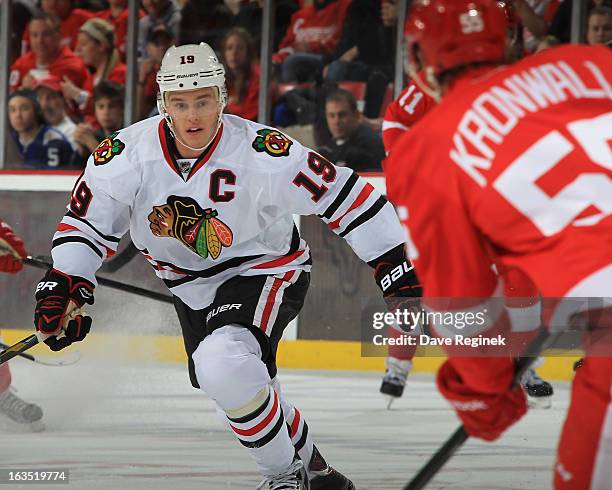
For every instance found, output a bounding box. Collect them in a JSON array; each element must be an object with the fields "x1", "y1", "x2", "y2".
[
  {"x1": 252, "y1": 128, "x2": 292, "y2": 157},
  {"x1": 148, "y1": 195, "x2": 233, "y2": 260},
  {"x1": 206, "y1": 303, "x2": 242, "y2": 322}
]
